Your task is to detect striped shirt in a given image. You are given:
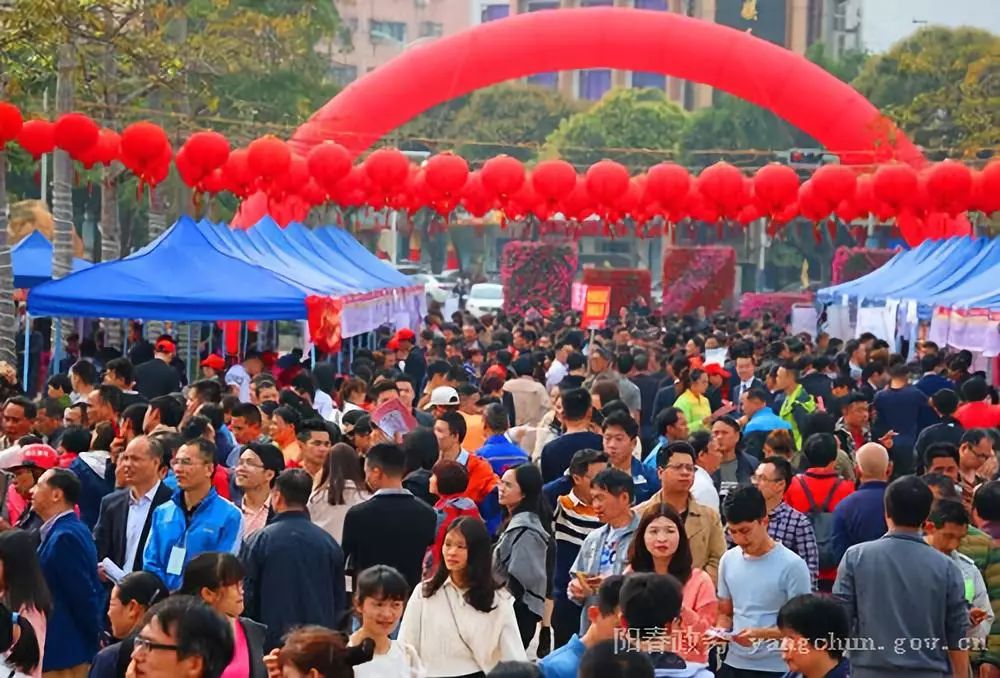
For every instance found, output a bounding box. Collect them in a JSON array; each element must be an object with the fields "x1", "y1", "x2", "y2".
[{"x1": 552, "y1": 491, "x2": 602, "y2": 597}]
